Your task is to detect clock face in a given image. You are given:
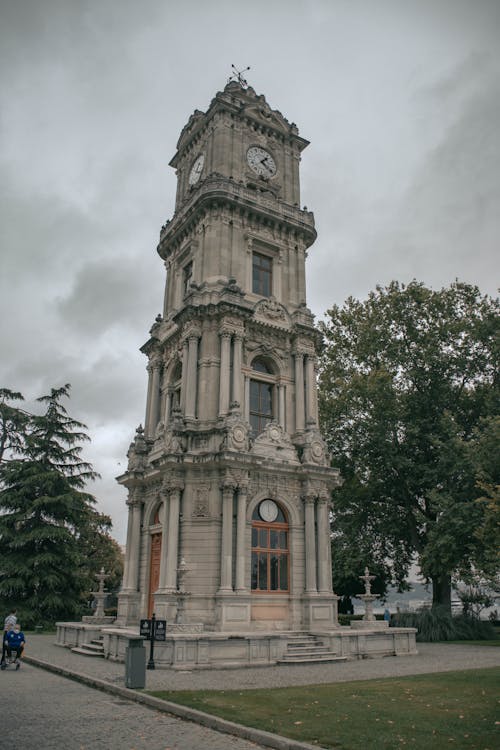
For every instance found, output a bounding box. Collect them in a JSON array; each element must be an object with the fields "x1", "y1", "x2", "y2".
[
  {"x1": 247, "y1": 146, "x2": 277, "y2": 178},
  {"x1": 189, "y1": 154, "x2": 205, "y2": 185},
  {"x1": 259, "y1": 499, "x2": 279, "y2": 523}
]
